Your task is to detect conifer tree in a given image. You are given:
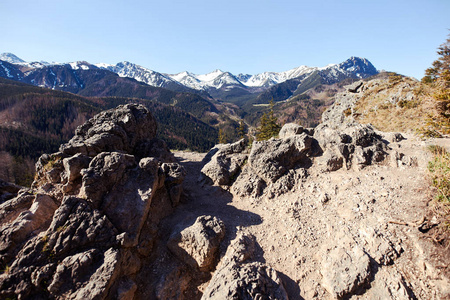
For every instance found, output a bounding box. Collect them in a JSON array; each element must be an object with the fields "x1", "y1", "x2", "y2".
[
  {"x1": 218, "y1": 128, "x2": 227, "y2": 144},
  {"x1": 256, "y1": 99, "x2": 281, "y2": 141},
  {"x1": 423, "y1": 33, "x2": 450, "y2": 133},
  {"x1": 238, "y1": 120, "x2": 246, "y2": 140}
]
